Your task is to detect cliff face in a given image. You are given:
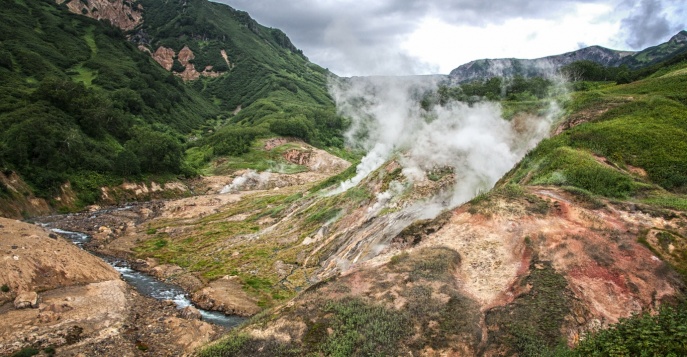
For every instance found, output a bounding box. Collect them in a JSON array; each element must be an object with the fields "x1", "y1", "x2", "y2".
[{"x1": 58, "y1": 0, "x2": 143, "y2": 31}]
